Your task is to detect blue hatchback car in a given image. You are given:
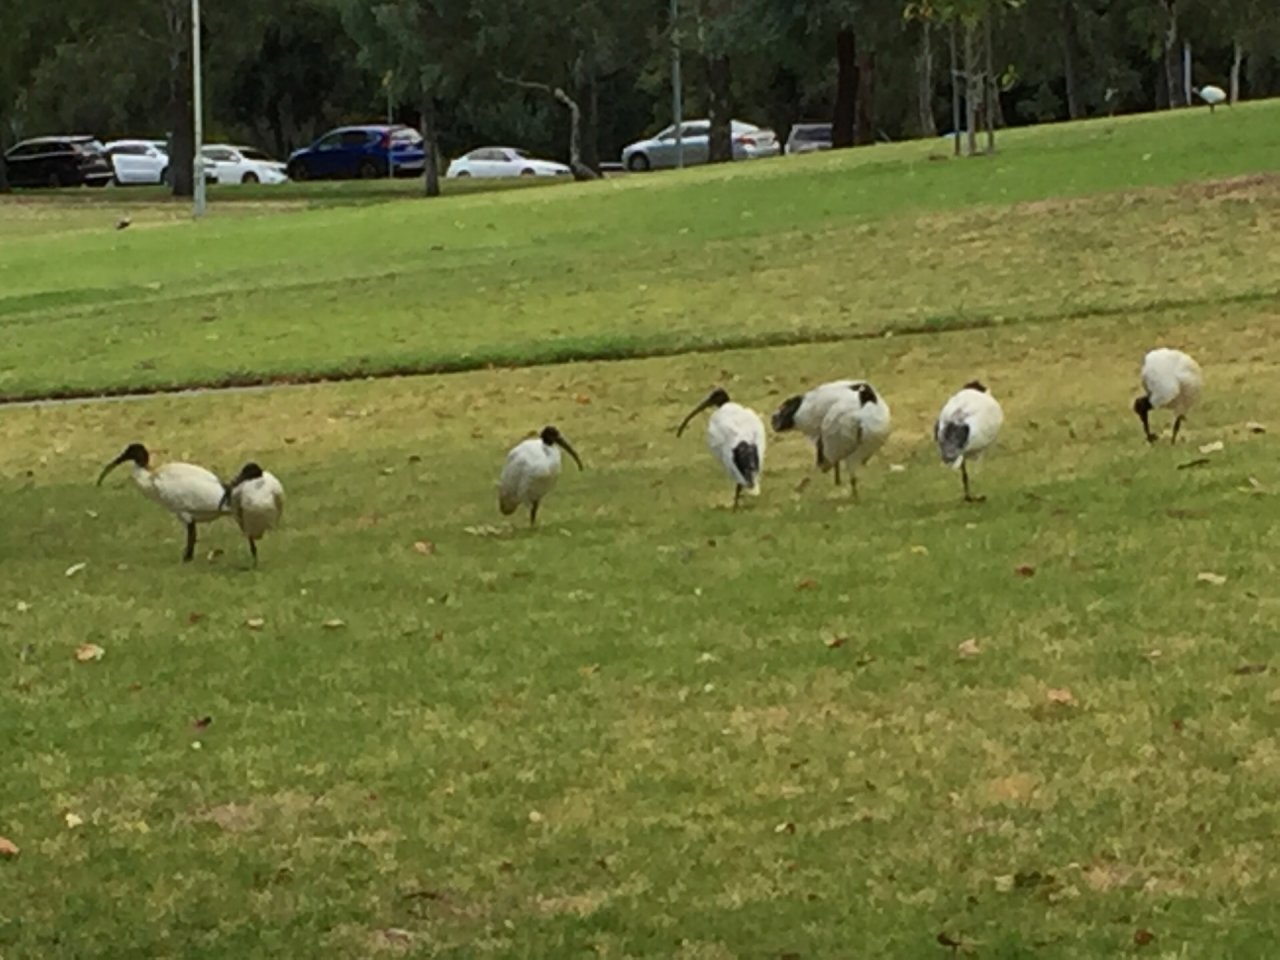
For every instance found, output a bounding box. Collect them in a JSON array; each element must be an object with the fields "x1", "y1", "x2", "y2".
[{"x1": 286, "y1": 124, "x2": 426, "y2": 180}]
